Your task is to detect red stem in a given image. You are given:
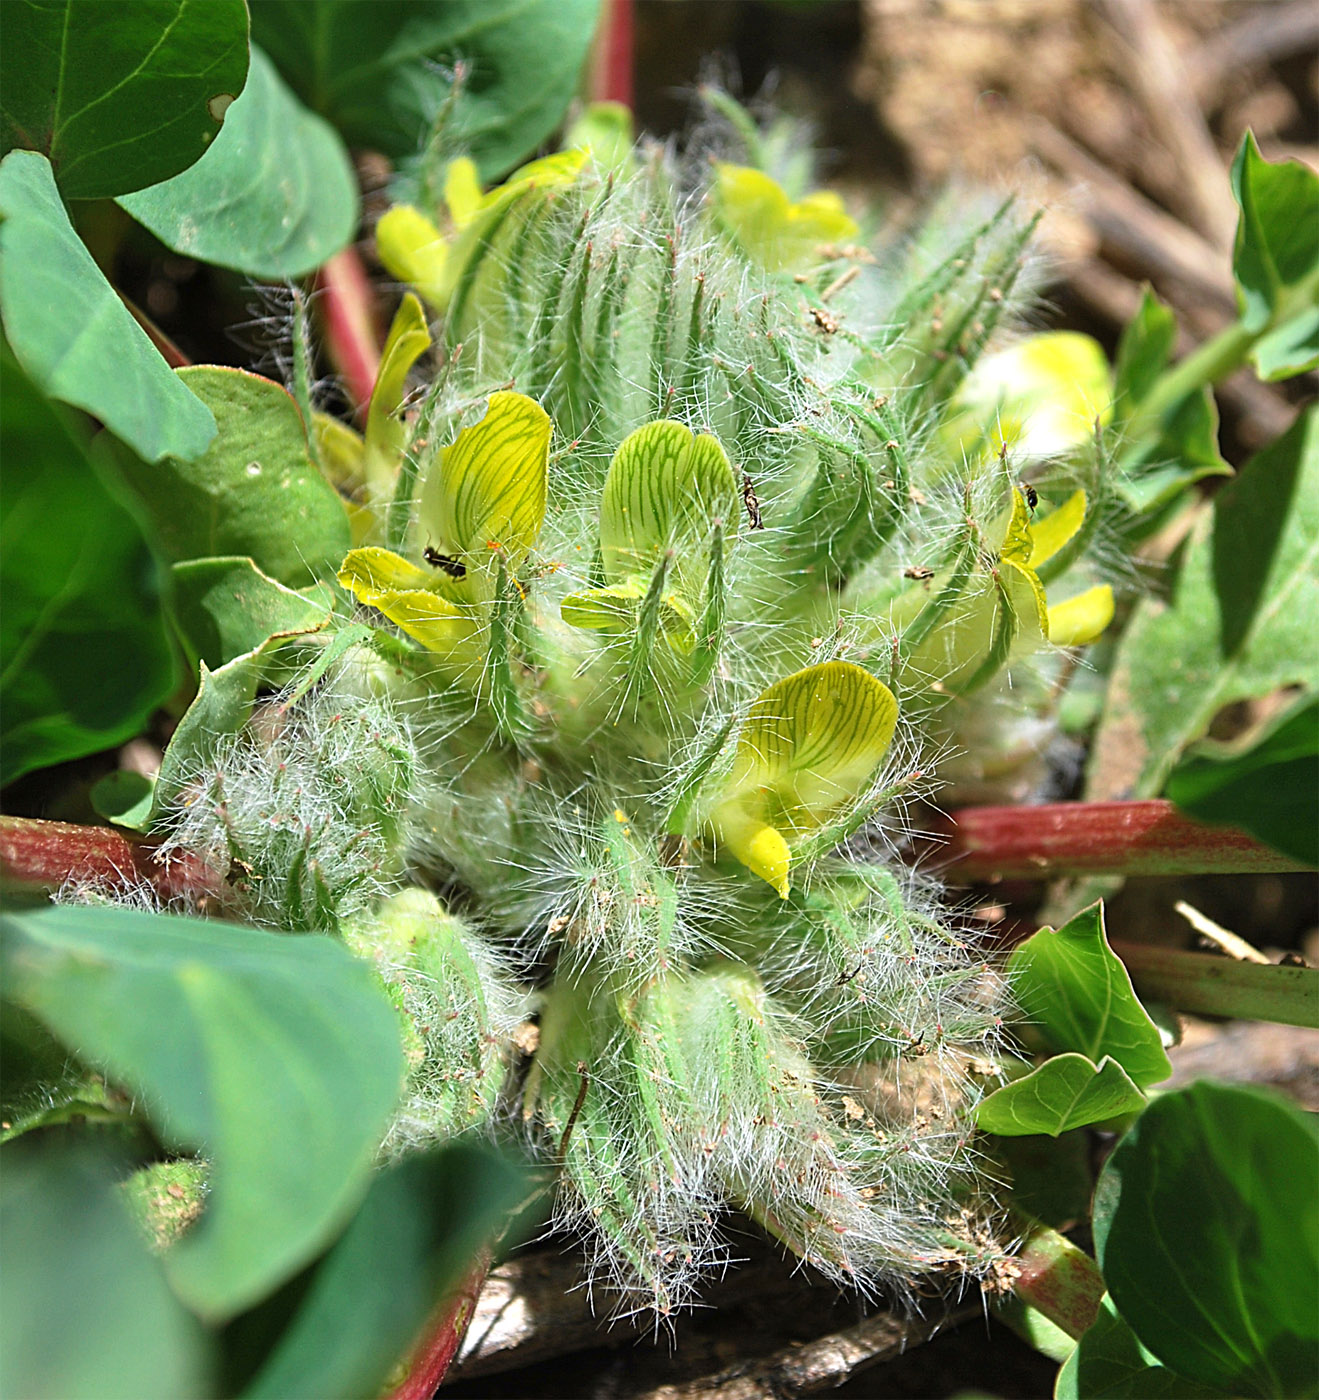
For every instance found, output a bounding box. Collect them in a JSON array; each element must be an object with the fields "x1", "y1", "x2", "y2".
[
  {"x1": 591, "y1": 0, "x2": 634, "y2": 108},
  {"x1": 1011, "y1": 1223, "x2": 1105, "y2": 1340},
  {"x1": 930, "y1": 799, "x2": 1305, "y2": 881},
  {"x1": 0, "y1": 815, "x2": 224, "y2": 906},
  {"x1": 315, "y1": 247, "x2": 382, "y2": 419},
  {"x1": 386, "y1": 1252, "x2": 491, "y2": 1400}
]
